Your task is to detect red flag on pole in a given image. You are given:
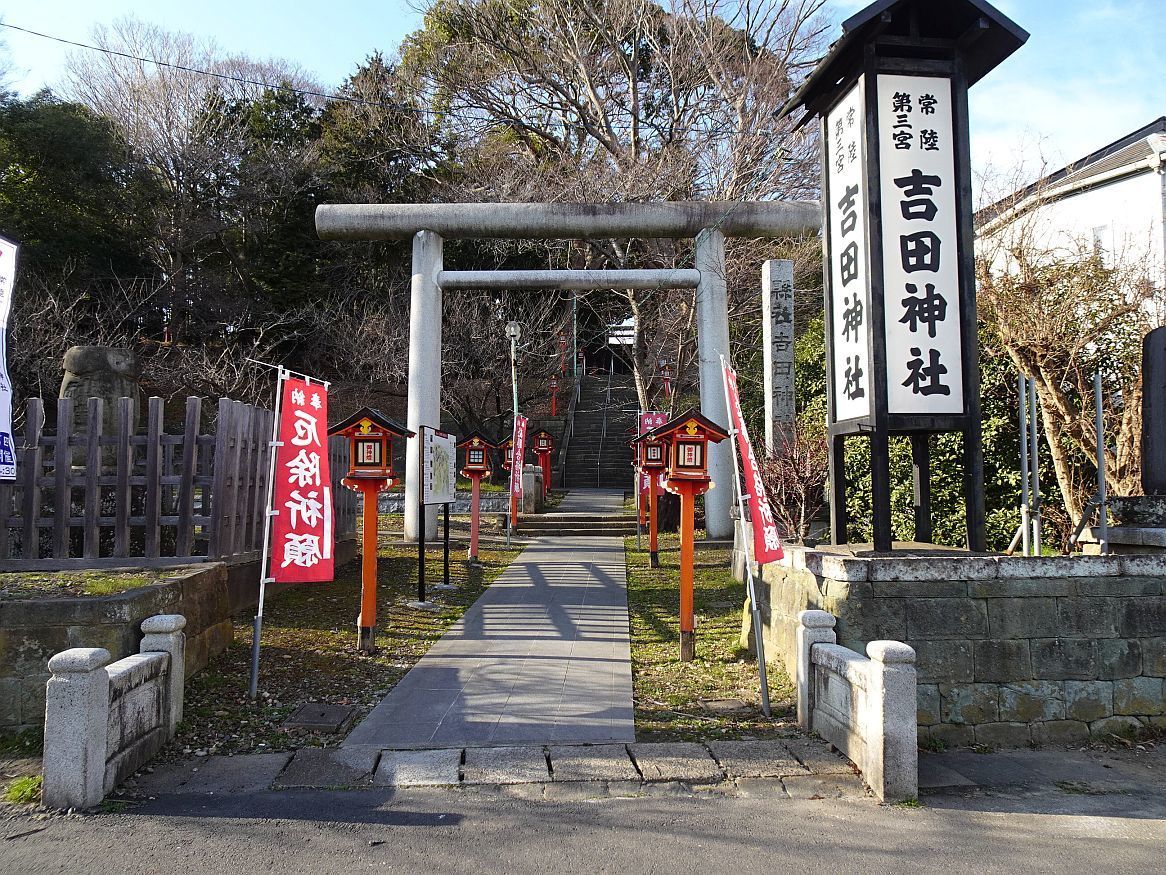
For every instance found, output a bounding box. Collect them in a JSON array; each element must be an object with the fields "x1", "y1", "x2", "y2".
[
  {"x1": 510, "y1": 415, "x2": 529, "y2": 499},
  {"x1": 723, "y1": 366, "x2": 784, "y2": 565},
  {"x1": 270, "y1": 376, "x2": 334, "y2": 583}
]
